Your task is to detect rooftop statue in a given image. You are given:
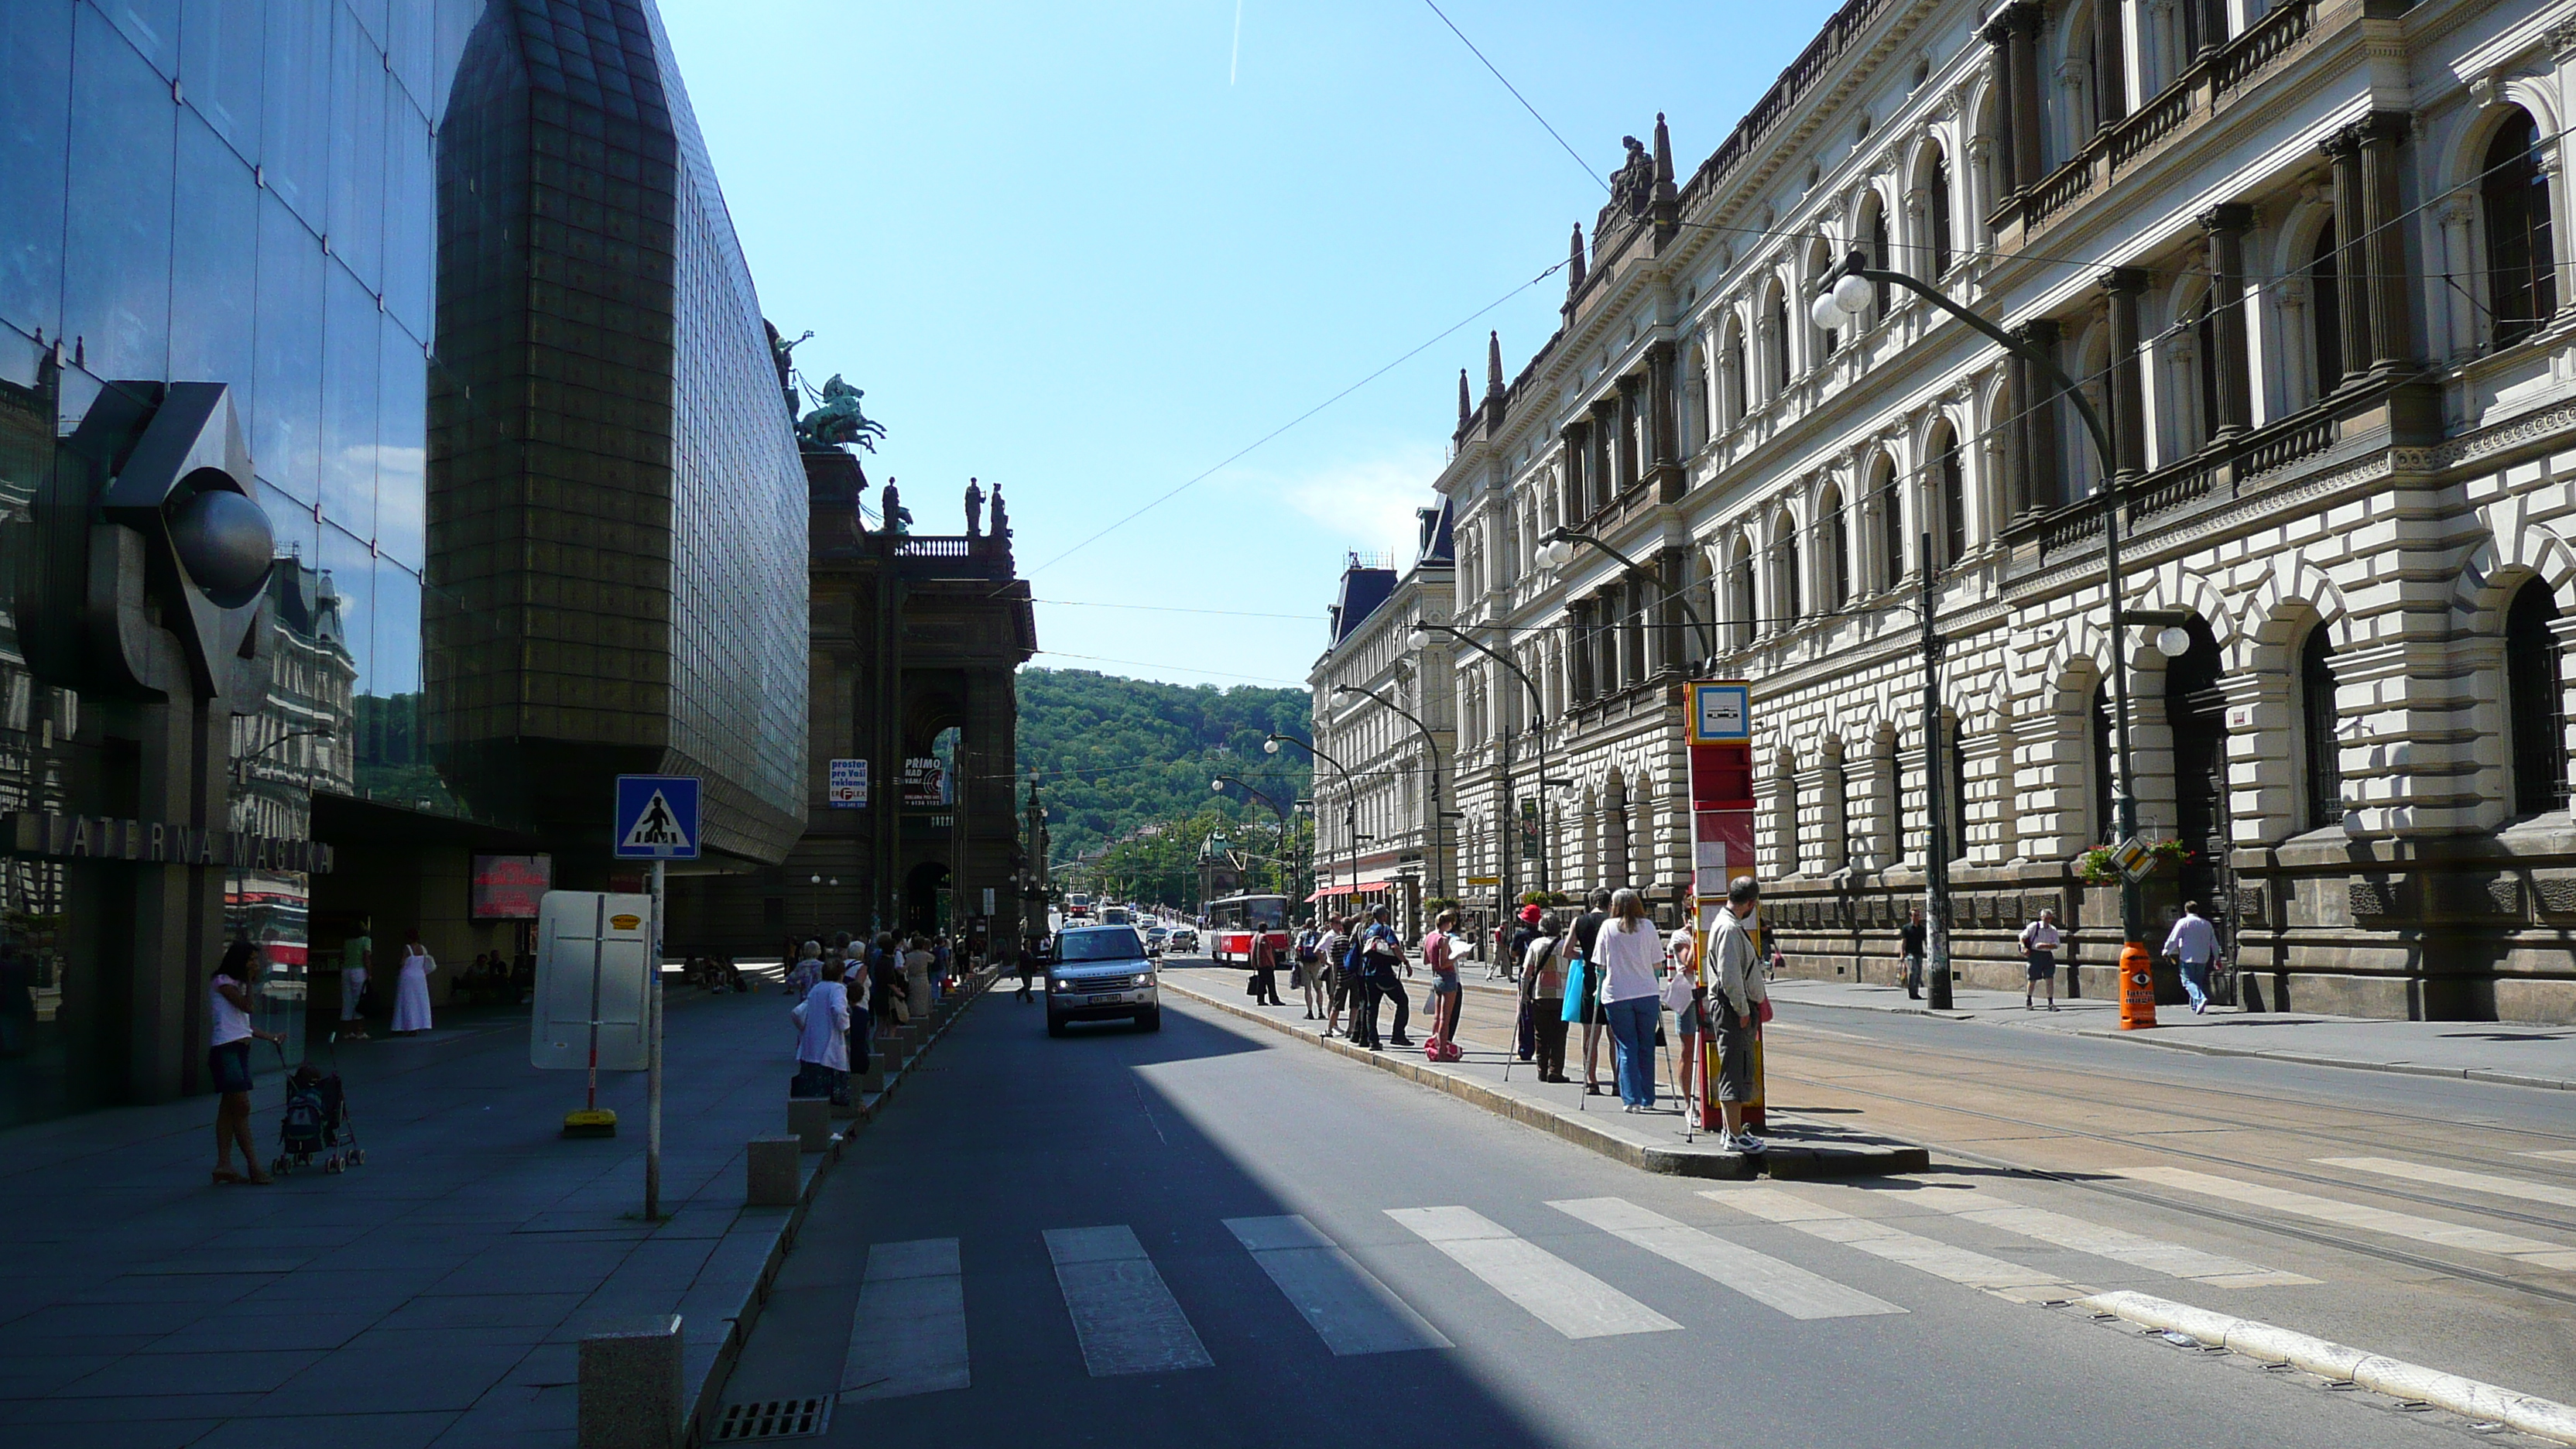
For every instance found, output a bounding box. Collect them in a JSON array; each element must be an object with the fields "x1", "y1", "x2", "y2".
[
  {"x1": 880, "y1": 480, "x2": 914, "y2": 538},
  {"x1": 798, "y1": 375, "x2": 888, "y2": 454}
]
